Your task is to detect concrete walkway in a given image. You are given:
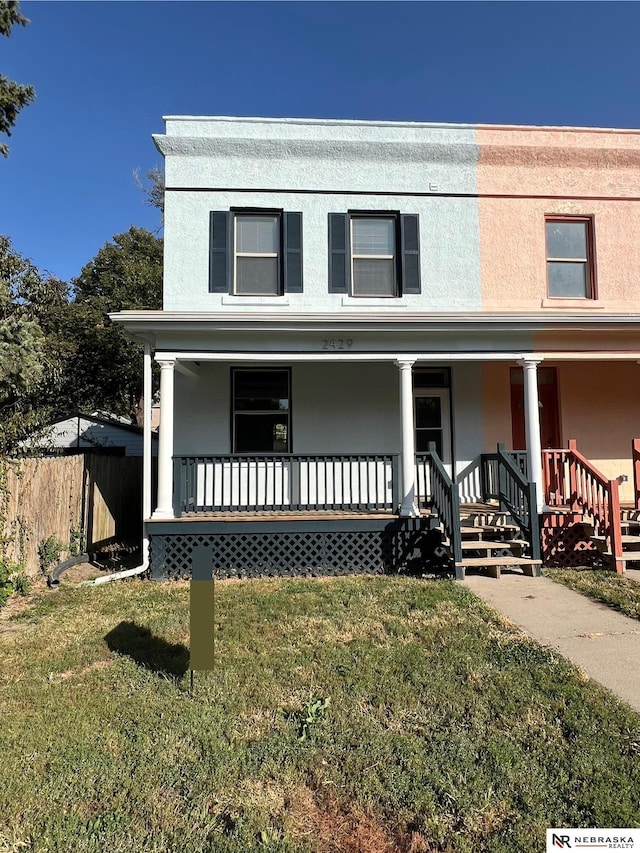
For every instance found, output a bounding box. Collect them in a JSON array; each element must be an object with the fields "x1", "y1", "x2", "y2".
[
  {"x1": 463, "y1": 572, "x2": 640, "y2": 713},
  {"x1": 625, "y1": 567, "x2": 640, "y2": 584}
]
